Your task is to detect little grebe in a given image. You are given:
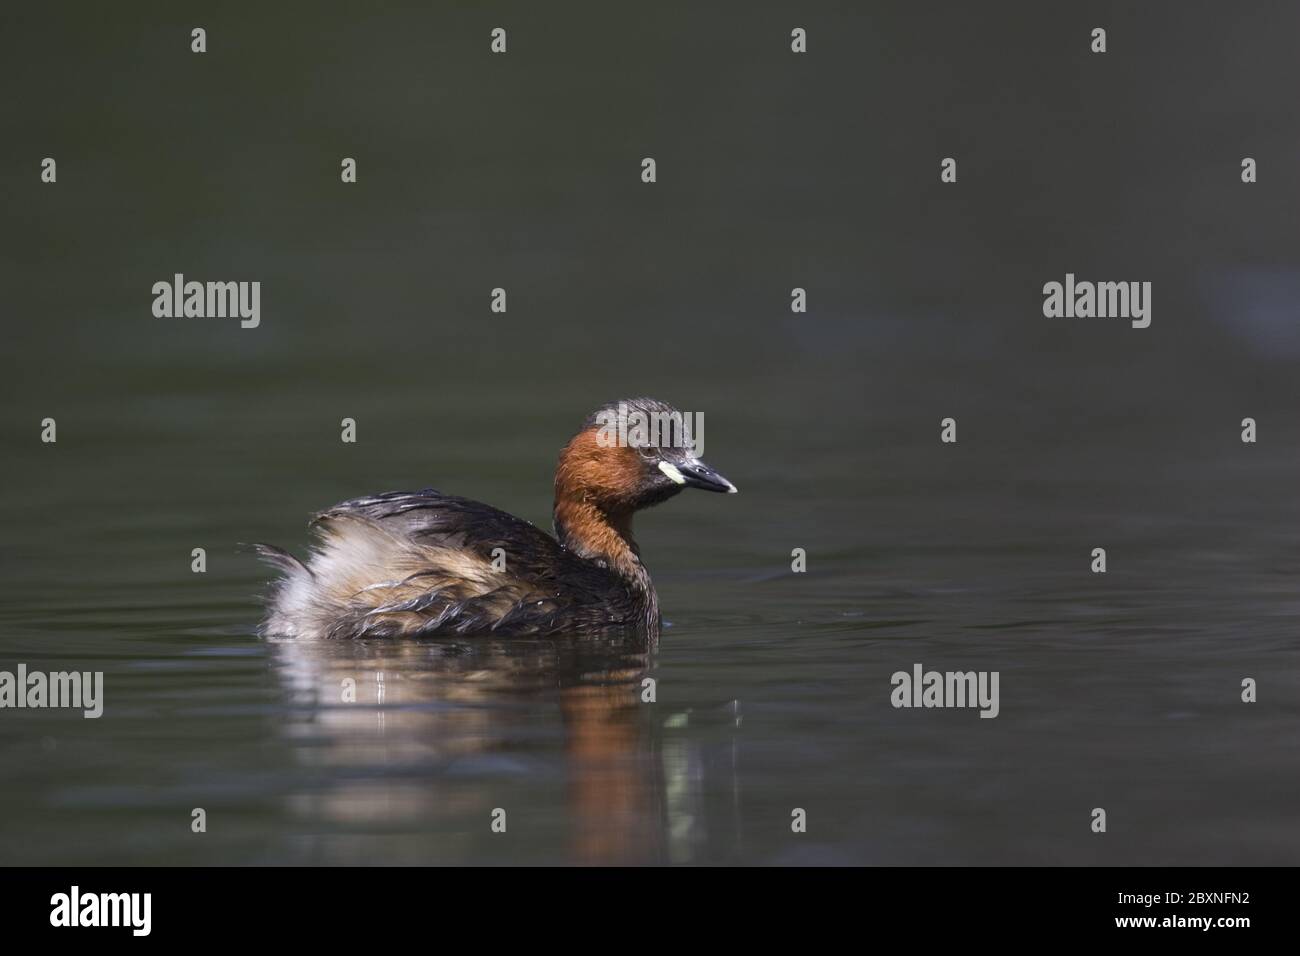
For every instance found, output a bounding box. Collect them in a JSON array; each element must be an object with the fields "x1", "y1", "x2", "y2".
[{"x1": 255, "y1": 398, "x2": 736, "y2": 639}]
